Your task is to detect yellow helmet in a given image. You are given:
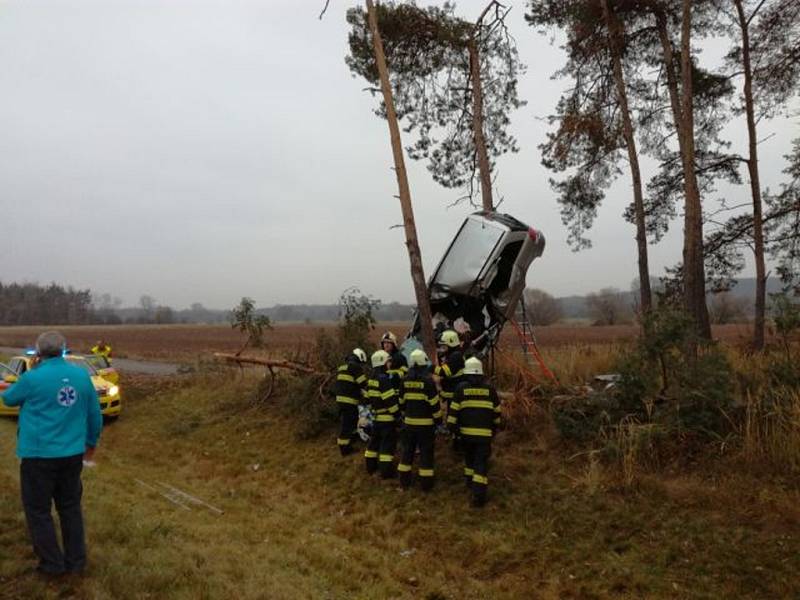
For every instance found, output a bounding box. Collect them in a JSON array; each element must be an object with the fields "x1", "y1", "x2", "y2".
[
  {"x1": 381, "y1": 331, "x2": 398, "y2": 346},
  {"x1": 352, "y1": 348, "x2": 367, "y2": 363},
  {"x1": 409, "y1": 349, "x2": 428, "y2": 367},
  {"x1": 439, "y1": 330, "x2": 460, "y2": 348},
  {"x1": 463, "y1": 357, "x2": 483, "y2": 375},
  {"x1": 371, "y1": 350, "x2": 390, "y2": 368}
]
